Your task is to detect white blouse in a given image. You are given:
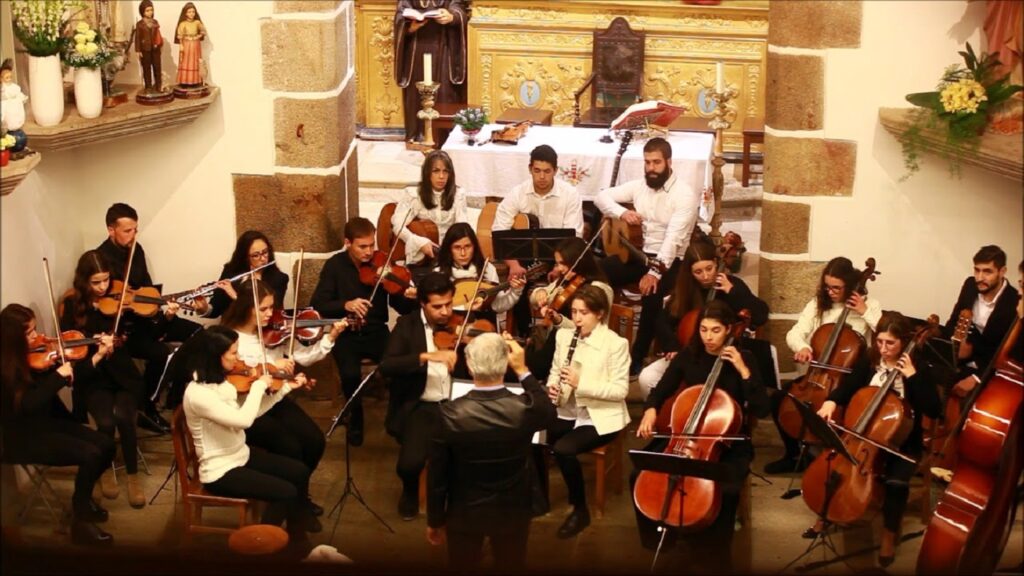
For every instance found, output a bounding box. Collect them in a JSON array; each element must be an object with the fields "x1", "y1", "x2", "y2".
[
  {"x1": 392, "y1": 186, "x2": 468, "y2": 265},
  {"x1": 786, "y1": 298, "x2": 882, "y2": 354},
  {"x1": 444, "y1": 261, "x2": 522, "y2": 314},
  {"x1": 234, "y1": 330, "x2": 333, "y2": 368}
]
